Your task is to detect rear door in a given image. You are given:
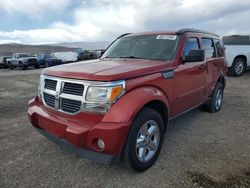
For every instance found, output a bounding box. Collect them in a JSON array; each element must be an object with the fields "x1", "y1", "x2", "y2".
[
  {"x1": 173, "y1": 36, "x2": 207, "y2": 115},
  {"x1": 201, "y1": 38, "x2": 219, "y2": 96}
]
